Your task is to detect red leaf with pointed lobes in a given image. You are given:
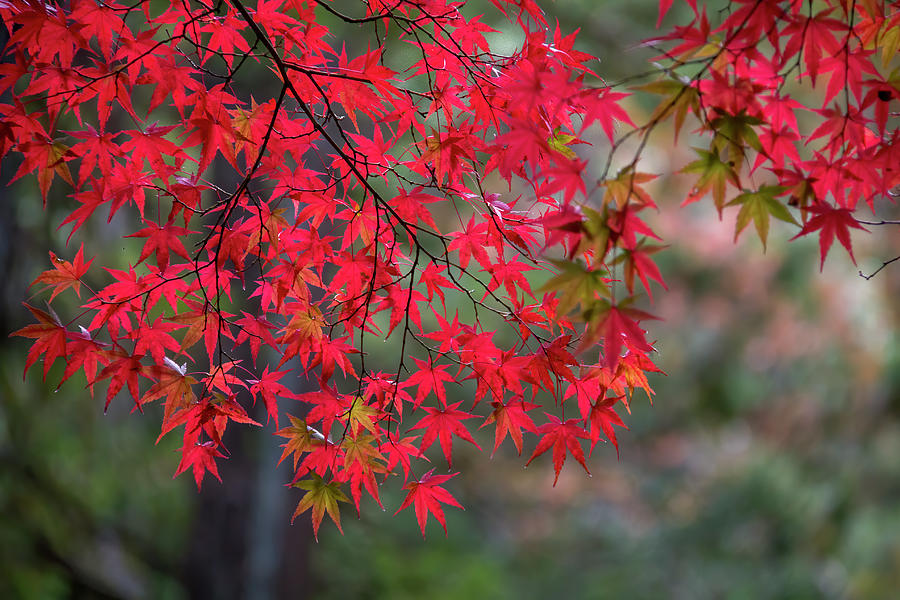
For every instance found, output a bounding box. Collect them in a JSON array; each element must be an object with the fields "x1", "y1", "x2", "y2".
[
  {"x1": 790, "y1": 203, "x2": 868, "y2": 270},
  {"x1": 126, "y1": 218, "x2": 195, "y2": 271},
  {"x1": 11, "y1": 303, "x2": 68, "y2": 380},
  {"x1": 141, "y1": 358, "x2": 196, "y2": 424},
  {"x1": 418, "y1": 263, "x2": 454, "y2": 310},
  {"x1": 579, "y1": 88, "x2": 634, "y2": 142},
  {"x1": 480, "y1": 398, "x2": 539, "y2": 457},
  {"x1": 94, "y1": 352, "x2": 147, "y2": 412},
  {"x1": 582, "y1": 301, "x2": 659, "y2": 371},
  {"x1": 588, "y1": 395, "x2": 628, "y2": 458},
  {"x1": 394, "y1": 469, "x2": 464, "y2": 538},
  {"x1": 400, "y1": 357, "x2": 456, "y2": 409},
  {"x1": 12, "y1": 136, "x2": 75, "y2": 205},
  {"x1": 525, "y1": 414, "x2": 590, "y2": 486},
  {"x1": 31, "y1": 243, "x2": 93, "y2": 302},
  {"x1": 175, "y1": 440, "x2": 225, "y2": 490},
  {"x1": 340, "y1": 431, "x2": 388, "y2": 512},
  {"x1": 248, "y1": 366, "x2": 301, "y2": 427},
  {"x1": 412, "y1": 401, "x2": 481, "y2": 467},
  {"x1": 60, "y1": 327, "x2": 105, "y2": 393},
  {"x1": 613, "y1": 240, "x2": 668, "y2": 301},
  {"x1": 131, "y1": 317, "x2": 182, "y2": 365},
  {"x1": 234, "y1": 312, "x2": 279, "y2": 364}
]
